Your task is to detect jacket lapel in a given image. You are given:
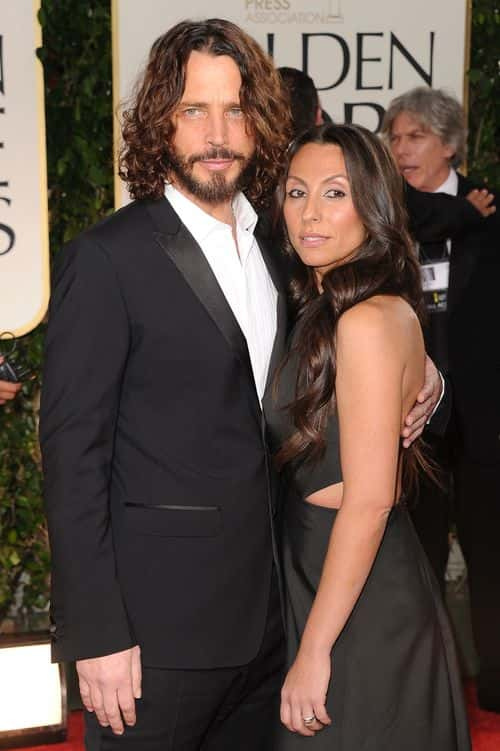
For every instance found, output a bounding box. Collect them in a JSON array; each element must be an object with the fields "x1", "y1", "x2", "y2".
[
  {"x1": 255, "y1": 219, "x2": 288, "y2": 394},
  {"x1": 146, "y1": 198, "x2": 256, "y2": 391}
]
